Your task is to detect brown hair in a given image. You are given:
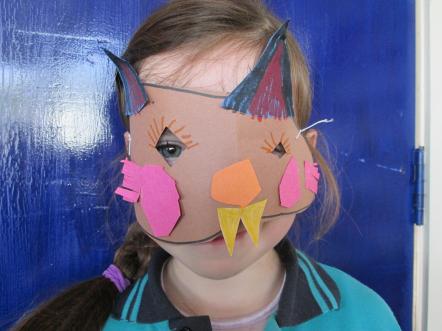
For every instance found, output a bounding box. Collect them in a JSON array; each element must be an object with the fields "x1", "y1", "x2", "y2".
[{"x1": 13, "y1": 1, "x2": 339, "y2": 330}]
